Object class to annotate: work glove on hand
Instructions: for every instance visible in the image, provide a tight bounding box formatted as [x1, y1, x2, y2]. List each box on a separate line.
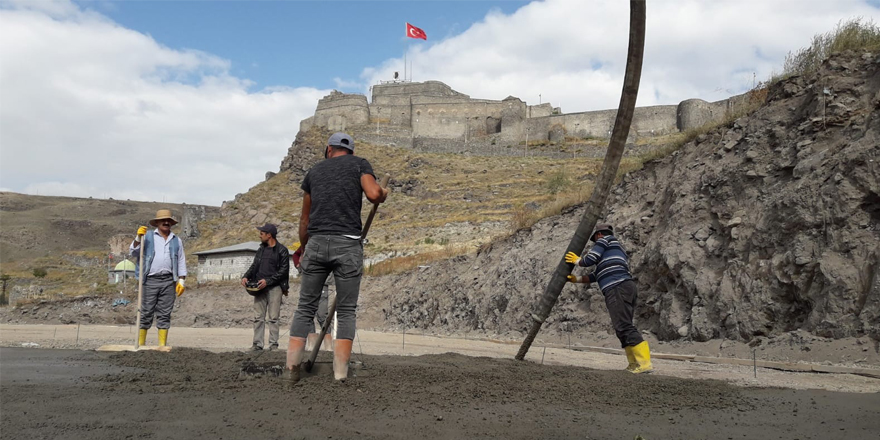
[134, 226, 148, 242]
[175, 279, 186, 296]
[564, 251, 581, 266]
[566, 274, 578, 283]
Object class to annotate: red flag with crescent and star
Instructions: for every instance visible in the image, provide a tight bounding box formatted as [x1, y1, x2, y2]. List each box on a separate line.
[406, 22, 427, 40]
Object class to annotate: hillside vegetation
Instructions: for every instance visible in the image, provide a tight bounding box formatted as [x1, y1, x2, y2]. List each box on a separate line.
[191, 126, 689, 270]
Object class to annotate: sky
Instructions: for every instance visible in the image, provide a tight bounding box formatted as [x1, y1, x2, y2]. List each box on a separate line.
[1, 0, 878, 206]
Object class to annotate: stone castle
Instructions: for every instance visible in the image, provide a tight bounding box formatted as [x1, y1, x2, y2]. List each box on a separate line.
[299, 80, 752, 155]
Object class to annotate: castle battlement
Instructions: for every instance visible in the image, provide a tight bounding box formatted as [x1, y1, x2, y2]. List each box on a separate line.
[299, 80, 747, 153]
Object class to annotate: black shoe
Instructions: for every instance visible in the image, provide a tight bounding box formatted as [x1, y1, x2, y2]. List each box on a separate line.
[251, 345, 263, 352]
[267, 345, 279, 352]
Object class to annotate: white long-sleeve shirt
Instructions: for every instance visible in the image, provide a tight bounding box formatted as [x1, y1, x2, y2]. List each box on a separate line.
[129, 230, 187, 277]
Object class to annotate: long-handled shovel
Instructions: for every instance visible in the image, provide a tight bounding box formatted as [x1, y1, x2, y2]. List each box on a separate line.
[303, 174, 390, 372]
[98, 231, 170, 352]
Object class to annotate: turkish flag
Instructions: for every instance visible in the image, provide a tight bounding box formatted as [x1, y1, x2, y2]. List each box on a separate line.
[406, 23, 427, 40]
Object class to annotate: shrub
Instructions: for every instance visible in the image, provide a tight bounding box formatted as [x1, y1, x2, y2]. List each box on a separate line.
[783, 18, 880, 77]
[32, 267, 47, 278]
[545, 169, 571, 195]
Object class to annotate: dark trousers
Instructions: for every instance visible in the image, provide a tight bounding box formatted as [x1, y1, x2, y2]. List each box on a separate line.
[604, 279, 644, 348]
[291, 236, 362, 340]
[140, 273, 175, 329]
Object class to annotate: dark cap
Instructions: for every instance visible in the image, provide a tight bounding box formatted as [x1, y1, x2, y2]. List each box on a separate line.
[256, 223, 277, 237]
[590, 223, 614, 241]
[328, 132, 354, 151]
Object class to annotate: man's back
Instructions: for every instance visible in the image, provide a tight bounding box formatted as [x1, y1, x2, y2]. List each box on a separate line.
[302, 155, 374, 237]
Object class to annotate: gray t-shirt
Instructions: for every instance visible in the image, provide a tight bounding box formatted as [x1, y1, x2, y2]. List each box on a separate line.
[301, 154, 376, 237]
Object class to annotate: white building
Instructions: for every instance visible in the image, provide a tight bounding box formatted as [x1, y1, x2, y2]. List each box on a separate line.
[194, 242, 261, 282]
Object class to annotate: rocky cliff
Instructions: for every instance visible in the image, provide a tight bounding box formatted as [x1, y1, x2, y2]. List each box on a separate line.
[360, 52, 880, 343]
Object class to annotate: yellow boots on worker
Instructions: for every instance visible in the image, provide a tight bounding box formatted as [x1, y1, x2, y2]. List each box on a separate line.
[333, 339, 353, 382]
[285, 337, 306, 388]
[629, 341, 653, 374]
[138, 329, 147, 346]
[158, 329, 168, 347]
[624, 346, 637, 371]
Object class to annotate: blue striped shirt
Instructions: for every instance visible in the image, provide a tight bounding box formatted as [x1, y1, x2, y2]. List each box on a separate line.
[577, 235, 632, 293]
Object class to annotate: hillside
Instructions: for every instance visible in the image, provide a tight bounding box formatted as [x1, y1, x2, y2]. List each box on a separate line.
[190, 126, 674, 259]
[0, 193, 219, 263]
[356, 52, 880, 343]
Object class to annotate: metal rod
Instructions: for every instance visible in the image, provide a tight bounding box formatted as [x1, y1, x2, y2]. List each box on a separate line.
[541, 346, 547, 365]
[753, 349, 757, 378]
[75, 323, 80, 347]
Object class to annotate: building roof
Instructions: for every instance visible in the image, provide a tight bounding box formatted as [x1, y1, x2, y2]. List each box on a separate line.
[114, 260, 136, 271]
[193, 241, 261, 256]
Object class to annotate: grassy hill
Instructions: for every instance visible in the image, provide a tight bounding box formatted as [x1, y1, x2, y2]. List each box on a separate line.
[191, 126, 686, 274]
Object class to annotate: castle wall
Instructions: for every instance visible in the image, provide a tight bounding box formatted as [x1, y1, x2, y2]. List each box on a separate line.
[313, 92, 369, 132]
[411, 97, 506, 139]
[304, 81, 755, 151]
[372, 80, 468, 101]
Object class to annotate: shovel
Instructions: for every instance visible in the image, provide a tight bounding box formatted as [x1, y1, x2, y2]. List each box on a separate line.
[303, 174, 390, 372]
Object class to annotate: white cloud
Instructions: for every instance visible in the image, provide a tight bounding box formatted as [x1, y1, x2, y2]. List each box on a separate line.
[358, 0, 878, 112]
[0, 0, 328, 206]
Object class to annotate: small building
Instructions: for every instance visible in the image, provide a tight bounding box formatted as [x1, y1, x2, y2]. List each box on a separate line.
[108, 260, 136, 284]
[194, 242, 261, 282]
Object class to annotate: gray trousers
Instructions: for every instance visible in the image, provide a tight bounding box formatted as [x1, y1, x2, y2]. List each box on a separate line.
[314, 280, 331, 329]
[291, 235, 362, 340]
[253, 285, 283, 348]
[140, 273, 176, 329]
[604, 279, 644, 348]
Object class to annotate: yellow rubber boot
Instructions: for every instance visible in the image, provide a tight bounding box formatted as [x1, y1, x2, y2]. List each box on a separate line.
[158, 329, 168, 347]
[624, 346, 637, 371]
[285, 337, 306, 389]
[333, 339, 353, 382]
[630, 341, 653, 374]
[138, 329, 147, 346]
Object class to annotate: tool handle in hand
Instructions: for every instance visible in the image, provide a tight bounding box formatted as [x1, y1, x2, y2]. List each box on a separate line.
[361, 174, 390, 241]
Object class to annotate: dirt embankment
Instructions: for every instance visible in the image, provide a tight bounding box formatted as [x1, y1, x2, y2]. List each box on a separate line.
[357, 52, 880, 347]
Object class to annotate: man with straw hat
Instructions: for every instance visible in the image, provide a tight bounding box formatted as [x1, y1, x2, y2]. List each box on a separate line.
[129, 209, 187, 347]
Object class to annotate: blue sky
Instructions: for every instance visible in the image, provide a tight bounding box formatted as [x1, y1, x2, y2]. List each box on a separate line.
[1, 0, 878, 205]
[88, 0, 527, 91]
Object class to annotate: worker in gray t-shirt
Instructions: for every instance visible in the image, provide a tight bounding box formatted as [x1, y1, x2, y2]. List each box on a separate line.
[285, 132, 388, 385]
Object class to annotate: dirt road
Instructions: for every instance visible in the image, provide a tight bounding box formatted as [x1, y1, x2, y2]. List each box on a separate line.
[2, 344, 879, 440]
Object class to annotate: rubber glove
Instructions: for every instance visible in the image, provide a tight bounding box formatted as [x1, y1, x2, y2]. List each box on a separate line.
[564, 251, 581, 266]
[176, 279, 185, 296]
[134, 226, 148, 242]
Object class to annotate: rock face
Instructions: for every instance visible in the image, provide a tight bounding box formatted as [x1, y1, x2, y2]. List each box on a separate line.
[361, 52, 880, 342]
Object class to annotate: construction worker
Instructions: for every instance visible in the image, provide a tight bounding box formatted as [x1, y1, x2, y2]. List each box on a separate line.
[292, 242, 332, 352]
[129, 209, 186, 347]
[241, 223, 290, 351]
[285, 132, 388, 385]
[565, 223, 652, 373]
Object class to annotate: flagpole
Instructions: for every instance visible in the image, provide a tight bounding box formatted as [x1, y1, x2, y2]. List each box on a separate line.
[403, 23, 407, 82]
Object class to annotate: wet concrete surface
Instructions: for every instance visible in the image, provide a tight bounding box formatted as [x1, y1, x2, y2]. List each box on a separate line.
[1, 347, 878, 439]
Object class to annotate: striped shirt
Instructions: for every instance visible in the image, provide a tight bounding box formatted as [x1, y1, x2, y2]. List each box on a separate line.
[577, 235, 632, 293]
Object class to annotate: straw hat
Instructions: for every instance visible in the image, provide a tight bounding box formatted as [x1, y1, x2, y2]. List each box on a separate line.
[149, 209, 179, 227]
